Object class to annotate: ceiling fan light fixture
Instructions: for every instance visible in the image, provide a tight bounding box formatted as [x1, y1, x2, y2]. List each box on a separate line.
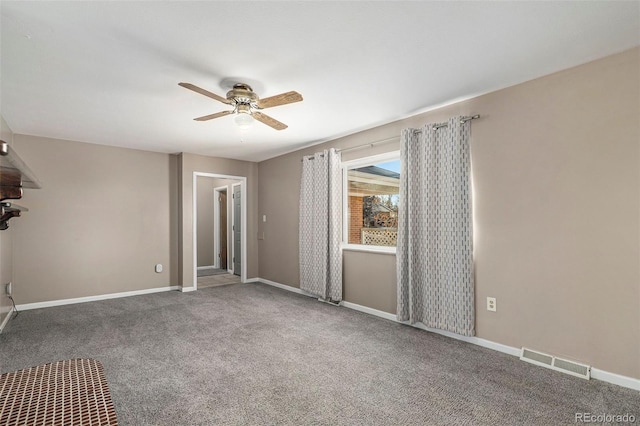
[234, 109, 254, 130]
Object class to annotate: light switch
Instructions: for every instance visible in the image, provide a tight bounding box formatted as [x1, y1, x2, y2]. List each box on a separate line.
[262, 215, 267, 222]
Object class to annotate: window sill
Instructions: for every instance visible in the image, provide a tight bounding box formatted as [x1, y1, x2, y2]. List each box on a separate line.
[342, 244, 396, 255]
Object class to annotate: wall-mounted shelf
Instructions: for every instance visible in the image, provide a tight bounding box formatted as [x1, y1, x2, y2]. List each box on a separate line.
[0, 202, 28, 230]
[0, 140, 41, 230]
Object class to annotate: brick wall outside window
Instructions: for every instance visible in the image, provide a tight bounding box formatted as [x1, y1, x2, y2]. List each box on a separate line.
[348, 196, 363, 244]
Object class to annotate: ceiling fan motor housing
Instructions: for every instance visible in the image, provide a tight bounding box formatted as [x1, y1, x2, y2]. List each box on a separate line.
[227, 83, 258, 109]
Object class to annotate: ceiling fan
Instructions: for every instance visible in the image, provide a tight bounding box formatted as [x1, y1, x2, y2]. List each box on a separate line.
[179, 82, 303, 130]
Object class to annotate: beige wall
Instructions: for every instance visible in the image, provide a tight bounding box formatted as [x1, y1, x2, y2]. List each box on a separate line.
[343, 251, 396, 314]
[258, 47, 640, 379]
[10, 135, 178, 304]
[179, 153, 258, 287]
[0, 115, 15, 329]
[196, 176, 237, 267]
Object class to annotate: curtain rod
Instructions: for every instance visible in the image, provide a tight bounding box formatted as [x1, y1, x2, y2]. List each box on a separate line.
[302, 135, 399, 161]
[338, 135, 399, 155]
[302, 115, 480, 161]
[339, 113, 478, 153]
[430, 114, 480, 130]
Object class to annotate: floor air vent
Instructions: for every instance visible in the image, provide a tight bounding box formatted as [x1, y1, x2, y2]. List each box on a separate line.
[520, 348, 590, 380]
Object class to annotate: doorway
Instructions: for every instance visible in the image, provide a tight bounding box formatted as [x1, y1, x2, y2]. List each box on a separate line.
[193, 172, 247, 290]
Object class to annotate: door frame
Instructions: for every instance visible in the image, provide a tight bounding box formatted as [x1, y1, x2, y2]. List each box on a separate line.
[213, 185, 228, 270]
[193, 172, 247, 290]
[231, 182, 242, 276]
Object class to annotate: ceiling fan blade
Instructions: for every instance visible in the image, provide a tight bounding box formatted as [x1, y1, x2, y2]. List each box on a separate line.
[194, 110, 233, 121]
[257, 91, 303, 109]
[252, 111, 288, 130]
[179, 82, 231, 105]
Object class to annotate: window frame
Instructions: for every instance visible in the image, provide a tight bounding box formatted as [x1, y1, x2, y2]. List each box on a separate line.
[342, 150, 401, 255]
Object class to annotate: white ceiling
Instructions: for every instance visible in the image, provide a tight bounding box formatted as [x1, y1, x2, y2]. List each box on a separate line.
[1, 2, 638, 162]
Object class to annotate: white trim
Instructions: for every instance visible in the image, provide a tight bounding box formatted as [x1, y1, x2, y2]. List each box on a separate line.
[241, 181, 247, 282]
[213, 185, 228, 270]
[342, 164, 348, 243]
[341, 150, 401, 248]
[15, 286, 180, 311]
[197, 265, 217, 271]
[193, 172, 247, 290]
[0, 310, 12, 333]
[181, 286, 196, 293]
[342, 150, 401, 168]
[340, 300, 397, 321]
[254, 278, 317, 298]
[410, 322, 522, 357]
[193, 172, 197, 289]
[342, 300, 519, 357]
[342, 244, 396, 255]
[591, 368, 640, 391]
[213, 188, 220, 269]
[255, 277, 640, 391]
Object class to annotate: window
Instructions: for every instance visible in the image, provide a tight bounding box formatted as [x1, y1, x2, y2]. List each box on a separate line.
[343, 152, 400, 252]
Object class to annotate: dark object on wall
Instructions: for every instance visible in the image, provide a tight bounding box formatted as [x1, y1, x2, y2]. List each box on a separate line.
[0, 141, 41, 230]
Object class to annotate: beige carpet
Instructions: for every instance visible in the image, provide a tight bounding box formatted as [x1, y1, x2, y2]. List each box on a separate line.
[1, 283, 638, 425]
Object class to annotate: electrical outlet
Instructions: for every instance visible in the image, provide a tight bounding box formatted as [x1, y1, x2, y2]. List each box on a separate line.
[155, 264, 163, 273]
[487, 297, 496, 312]
[5, 282, 12, 296]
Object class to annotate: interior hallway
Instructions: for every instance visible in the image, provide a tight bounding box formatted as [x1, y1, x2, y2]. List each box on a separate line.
[197, 271, 241, 289]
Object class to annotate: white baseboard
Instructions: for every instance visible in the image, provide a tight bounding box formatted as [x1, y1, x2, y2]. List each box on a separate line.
[15, 286, 180, 311]
[0, 309, 12, 333]
[256, 277, 640, 391]
[255, 278, 317, 298]
[591, 368, 640, 391]
[341, 300, 518, 357]
[411, 322, 522, 357]
[180, 286, 196, 293]
[341, 300, 397, 321]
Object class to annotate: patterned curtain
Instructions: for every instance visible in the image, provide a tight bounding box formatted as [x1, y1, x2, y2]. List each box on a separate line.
[299, 148, 343, 301]
[396, 117, 475, 336]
